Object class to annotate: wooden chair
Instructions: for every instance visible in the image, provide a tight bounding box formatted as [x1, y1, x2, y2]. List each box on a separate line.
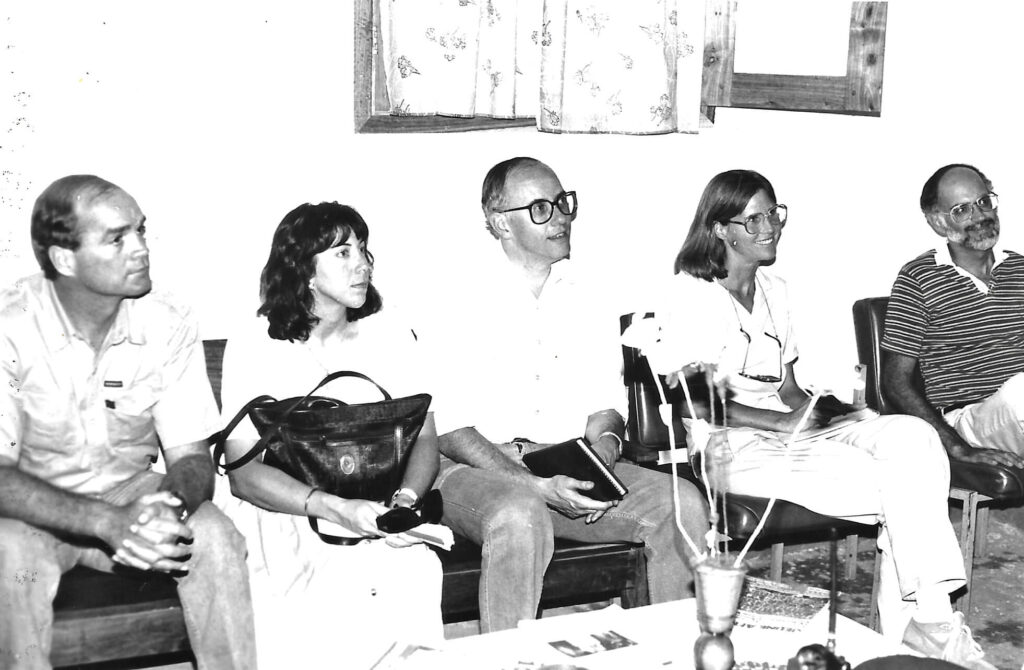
[620, 313, 874, 584]
[852, 297, 1024, 623]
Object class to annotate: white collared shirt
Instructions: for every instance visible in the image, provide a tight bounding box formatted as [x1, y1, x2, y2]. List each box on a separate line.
[424, 247, 625, 443]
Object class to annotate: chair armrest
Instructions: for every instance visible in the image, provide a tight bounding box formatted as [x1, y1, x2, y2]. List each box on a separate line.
[621, 439, 663, 465]
[949, 460, 1024, 501]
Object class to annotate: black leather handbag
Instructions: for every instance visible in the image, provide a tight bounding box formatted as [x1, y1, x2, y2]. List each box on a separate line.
[215, 370, 431, 504]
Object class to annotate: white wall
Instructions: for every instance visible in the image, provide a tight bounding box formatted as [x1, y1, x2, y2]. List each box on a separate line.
[2, 1, 1022, 390]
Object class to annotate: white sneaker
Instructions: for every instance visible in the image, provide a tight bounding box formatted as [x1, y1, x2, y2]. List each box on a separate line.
[902, 612, 996, 670]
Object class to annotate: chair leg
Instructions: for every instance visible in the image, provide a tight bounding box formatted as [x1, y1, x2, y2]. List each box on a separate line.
[844, 533, 859, 581]
[620, 546, 650, 609]
[770, 542, 784, 582]
[869, 542, 881, 632]
[950, 488, 983, 623]
[976, 505, 990, 557]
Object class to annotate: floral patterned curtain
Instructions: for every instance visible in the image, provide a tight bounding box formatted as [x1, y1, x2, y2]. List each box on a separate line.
[379, 0, 705, 134]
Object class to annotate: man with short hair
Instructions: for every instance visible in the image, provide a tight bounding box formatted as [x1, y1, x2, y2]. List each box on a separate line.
[0, 175, 256, 669]
[882, 164, 1024, 470]
[425, 157, 709, 633]
[881, 163, 1024, 667]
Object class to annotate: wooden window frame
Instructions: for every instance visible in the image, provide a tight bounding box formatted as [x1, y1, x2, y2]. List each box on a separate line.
[702, 1, 887, 121]
[354, 0, 887, 133]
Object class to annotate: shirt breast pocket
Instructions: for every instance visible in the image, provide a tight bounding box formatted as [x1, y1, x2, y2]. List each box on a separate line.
[21, 390, 76, 454]
[104, 391, 159, 449]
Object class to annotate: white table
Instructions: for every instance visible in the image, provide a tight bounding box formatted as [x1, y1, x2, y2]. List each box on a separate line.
[377, 599, 914, 670]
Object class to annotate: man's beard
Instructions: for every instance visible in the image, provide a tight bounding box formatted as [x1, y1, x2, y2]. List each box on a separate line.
[949, 217, 999, 251]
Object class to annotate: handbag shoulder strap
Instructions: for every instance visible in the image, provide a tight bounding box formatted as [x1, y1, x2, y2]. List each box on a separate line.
[214, 371, 393, 473]
[214, 394, 277, 472]
[297, 370, 393, 403]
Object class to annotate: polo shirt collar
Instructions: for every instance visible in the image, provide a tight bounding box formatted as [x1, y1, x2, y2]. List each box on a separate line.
[933, 242, 1008, 269]
[933, 242, 1008, 294]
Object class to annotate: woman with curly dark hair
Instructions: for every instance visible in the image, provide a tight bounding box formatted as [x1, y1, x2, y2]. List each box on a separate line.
[217, 202, 442, 668]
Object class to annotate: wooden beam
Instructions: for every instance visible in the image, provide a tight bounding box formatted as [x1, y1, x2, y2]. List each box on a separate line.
[846, 1, 887, 114]
[701, 0, 736, 113]
[729, 73, 849, 113]
[353, 0, 374, 132]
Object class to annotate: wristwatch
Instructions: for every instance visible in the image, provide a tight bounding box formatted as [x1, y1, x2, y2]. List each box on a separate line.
[390, 487, 418, 508]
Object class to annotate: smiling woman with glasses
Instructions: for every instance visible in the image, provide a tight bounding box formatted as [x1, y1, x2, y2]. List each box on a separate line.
[656, 169, 979, 659]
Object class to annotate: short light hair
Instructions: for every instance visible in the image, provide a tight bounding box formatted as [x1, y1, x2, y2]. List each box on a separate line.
[31, 175, 123, 279]
[919, 164, 992, 214]
[480, 157, 549, 238]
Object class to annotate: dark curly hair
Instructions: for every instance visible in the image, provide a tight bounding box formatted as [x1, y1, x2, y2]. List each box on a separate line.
[258, 202, 383, 341]
[673, 170, 776, 281]
[31, 175, 123, 279]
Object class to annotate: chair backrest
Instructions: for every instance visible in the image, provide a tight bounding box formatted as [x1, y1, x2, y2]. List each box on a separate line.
[202, 339, 227, 411]
[851, 296, 896, 414]
[619, 313, 685, 449]
[852, 296, 932, 414]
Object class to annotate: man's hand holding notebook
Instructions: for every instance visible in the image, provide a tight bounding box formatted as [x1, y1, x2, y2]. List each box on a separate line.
[522, 437, 630, 503]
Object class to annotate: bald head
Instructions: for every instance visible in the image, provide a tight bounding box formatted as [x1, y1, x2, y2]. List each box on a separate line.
[920, 164, 991, 214]
[920, 164, 1000, 251]
[481, 157, 554, 238]
[31, 175, 126, 279]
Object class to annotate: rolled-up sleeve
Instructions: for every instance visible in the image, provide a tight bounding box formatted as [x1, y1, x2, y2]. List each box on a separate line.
[152, 310, 221, 449]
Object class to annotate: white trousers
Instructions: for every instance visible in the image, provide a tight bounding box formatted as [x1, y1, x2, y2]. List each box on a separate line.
[945, 371, 1024, 456]
[716, 414, 965, 639]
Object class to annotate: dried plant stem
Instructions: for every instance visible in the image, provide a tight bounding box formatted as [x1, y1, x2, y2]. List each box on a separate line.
[704, 370, 719, 552]
[679, 375, 717, 525]
[654, 369, 705, 561]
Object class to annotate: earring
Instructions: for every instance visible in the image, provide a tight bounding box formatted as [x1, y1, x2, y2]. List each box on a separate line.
[730, 240, 738, 247]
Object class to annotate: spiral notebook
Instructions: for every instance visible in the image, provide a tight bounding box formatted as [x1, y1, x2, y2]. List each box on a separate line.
[522, 437, 629, 501]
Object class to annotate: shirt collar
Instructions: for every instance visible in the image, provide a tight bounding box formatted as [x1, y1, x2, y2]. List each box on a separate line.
[491, 243, 574, 297]
[39, 280, 145, 352]
[933, 243, 1008, 294]
[933, 242, 1008, 269]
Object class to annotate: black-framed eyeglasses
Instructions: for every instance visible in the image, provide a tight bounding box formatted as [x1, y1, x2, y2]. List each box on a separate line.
[724, 204, 788, 235]
[945, 192, 998, 225]
[737, 326, 783, 384]
[496, 191, 578, 225]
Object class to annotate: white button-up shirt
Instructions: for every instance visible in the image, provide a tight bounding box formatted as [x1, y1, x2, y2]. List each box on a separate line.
[426, 247, 625, 443]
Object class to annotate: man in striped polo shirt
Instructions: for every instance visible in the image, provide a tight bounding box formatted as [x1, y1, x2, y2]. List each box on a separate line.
[882, 164, 1024, 471]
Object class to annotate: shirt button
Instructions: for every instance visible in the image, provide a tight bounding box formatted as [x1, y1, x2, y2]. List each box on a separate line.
[370, 588, 377, 596]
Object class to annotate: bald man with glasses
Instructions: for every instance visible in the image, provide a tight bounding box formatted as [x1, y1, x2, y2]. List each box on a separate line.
[882, 164, 1024, 471]
[422, 156, 709, 634]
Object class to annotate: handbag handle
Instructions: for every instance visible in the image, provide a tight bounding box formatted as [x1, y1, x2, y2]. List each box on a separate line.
[215, 370, 393, 473]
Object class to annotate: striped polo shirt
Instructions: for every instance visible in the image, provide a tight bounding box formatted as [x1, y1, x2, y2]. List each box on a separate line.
[882, 245, 1024, 410]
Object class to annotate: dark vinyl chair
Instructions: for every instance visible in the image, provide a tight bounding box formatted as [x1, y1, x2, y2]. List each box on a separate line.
[620, 313, 875, 584]
[852, 296, 1024, 621]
